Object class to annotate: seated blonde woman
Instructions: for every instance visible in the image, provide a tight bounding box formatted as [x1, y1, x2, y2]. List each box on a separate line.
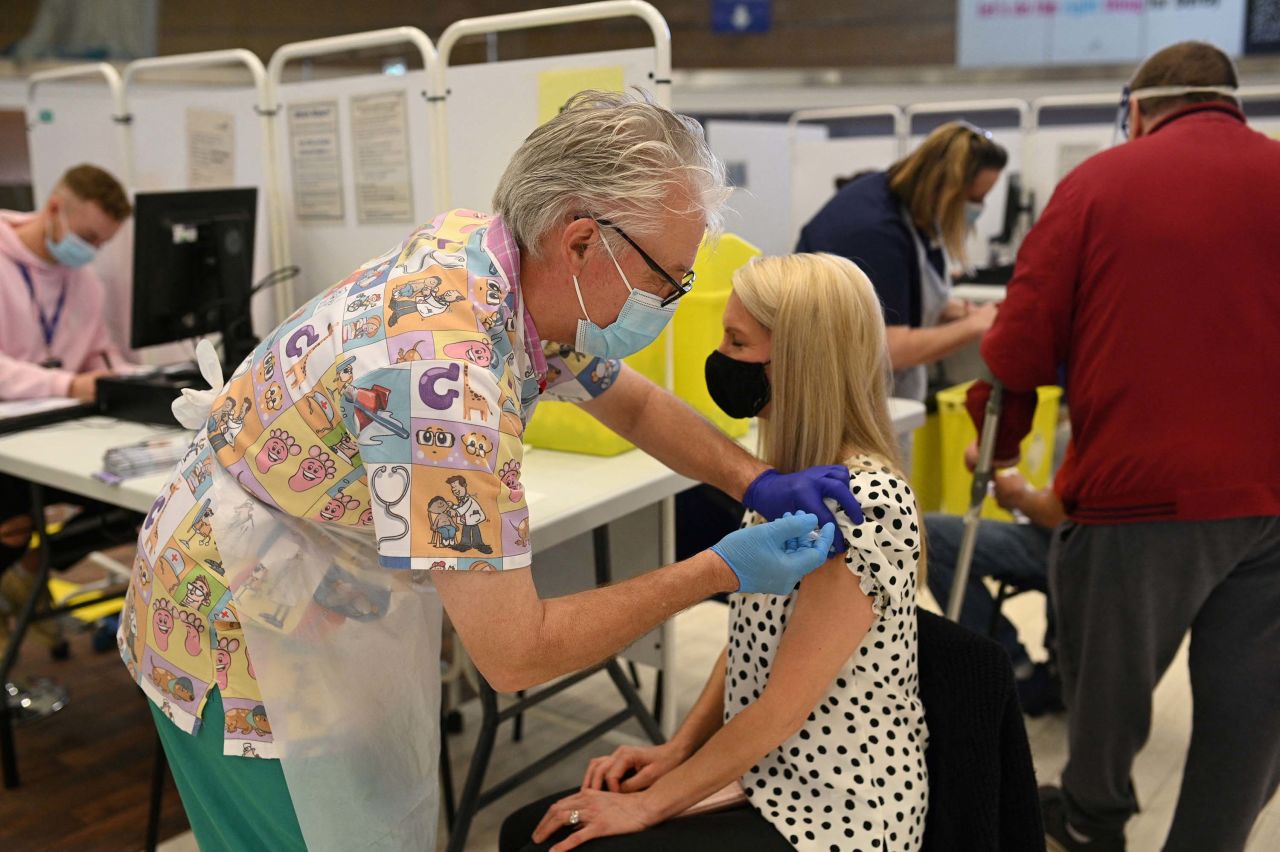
[501, 254, 929, 852]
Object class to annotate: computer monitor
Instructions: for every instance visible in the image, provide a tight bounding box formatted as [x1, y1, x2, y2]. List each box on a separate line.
[130, 188, 258, 369]
[992, 172, 1032, 246]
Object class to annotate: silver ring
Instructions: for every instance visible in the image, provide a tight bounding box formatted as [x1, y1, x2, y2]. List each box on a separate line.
[569, 809, 581, 826]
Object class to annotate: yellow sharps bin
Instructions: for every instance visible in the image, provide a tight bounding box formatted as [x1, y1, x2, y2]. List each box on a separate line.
[523, 234, 759, 455]
[934, 382, 1062, 521]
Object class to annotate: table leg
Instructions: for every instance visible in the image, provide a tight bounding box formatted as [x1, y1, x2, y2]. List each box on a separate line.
[442, 522, 670, 848]
[145, 729, 167, 851]
[604, 659, 664, 745]
[659, 496, 679, 737]
[440, 714, 456, 832]
[445, 675, 499, 852]
[1, 481, 50, 789]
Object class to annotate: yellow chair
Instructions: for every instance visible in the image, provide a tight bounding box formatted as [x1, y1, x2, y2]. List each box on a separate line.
[524, 234, 759, 456]
[26, 520, 128, 623]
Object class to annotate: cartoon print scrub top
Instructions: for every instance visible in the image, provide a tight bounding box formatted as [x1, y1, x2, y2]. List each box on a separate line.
[118, 210, 620, 757]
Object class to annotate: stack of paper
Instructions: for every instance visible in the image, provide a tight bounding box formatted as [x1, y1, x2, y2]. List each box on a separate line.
[102, 435, 191, 478]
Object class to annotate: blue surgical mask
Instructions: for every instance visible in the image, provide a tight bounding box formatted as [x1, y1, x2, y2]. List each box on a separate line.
[571, 233, 675, 359]
[46, 209, 97, 268]
[965, 201, 984, 228]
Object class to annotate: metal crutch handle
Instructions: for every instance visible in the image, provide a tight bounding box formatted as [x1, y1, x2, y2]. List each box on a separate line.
[946, 380, 1004, 621]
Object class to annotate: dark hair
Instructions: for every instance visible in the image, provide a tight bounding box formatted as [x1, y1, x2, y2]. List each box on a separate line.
[1130, 41, 1239, 120]
[59, 164, 132, 221]
[446, 475, 466, 487]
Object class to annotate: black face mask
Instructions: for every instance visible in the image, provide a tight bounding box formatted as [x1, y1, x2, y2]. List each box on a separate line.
[705, 350, 771, 419]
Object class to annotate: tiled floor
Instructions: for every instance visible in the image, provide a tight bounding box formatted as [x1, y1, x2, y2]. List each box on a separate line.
[151, 590, 1279, 851]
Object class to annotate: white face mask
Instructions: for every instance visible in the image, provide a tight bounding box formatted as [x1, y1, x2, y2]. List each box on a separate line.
[965, 201, 985, 228]
[45, 207, 97, 268]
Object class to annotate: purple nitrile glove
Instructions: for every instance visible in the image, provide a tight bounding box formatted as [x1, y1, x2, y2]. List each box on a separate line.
[742, 465, 864, 552]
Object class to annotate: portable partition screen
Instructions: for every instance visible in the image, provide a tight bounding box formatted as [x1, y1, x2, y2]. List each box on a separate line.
[1025, 94, 1120, 218]
[122, 49, 278, 341]
[788, 106, 905, 253]
[442, 46, 662, 214]
[268, 27, 442, 305]
[26, 64, 134, 354]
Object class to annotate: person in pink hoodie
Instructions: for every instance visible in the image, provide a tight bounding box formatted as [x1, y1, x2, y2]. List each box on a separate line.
[0, 163, 133, 403]
[0, 164, 133, 660]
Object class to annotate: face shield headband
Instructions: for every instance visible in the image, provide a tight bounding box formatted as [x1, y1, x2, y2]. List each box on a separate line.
[1114, 83, 1239, 142]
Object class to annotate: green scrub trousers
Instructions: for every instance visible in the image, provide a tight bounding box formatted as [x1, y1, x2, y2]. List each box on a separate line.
[150, 688, 307, 851]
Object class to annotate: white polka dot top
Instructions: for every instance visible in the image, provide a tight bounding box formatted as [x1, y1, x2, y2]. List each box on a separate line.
[726, 456, 929, 852]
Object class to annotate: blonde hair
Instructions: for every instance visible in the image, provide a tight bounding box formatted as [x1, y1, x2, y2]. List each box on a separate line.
[734, 253, 926, 580]
[493, 89, 730, 257]
[886, 122, 1007, 264]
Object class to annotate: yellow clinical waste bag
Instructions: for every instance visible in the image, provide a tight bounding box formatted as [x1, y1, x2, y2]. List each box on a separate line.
[523, 234, 759, 456]
[935, 382, 1062, 521]
[909, 412, 943, 514]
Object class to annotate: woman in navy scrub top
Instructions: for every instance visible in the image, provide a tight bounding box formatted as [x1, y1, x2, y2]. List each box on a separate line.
[796, 122, 1008, 408]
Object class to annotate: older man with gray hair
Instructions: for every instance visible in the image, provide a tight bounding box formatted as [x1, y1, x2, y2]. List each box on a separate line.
[121, 90, 859, 851]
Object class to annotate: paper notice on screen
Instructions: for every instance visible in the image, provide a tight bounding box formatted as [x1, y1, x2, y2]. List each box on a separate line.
[350, 91, 414, 225]
[186, 108, 235, 189]
[288, 100, 345, 221]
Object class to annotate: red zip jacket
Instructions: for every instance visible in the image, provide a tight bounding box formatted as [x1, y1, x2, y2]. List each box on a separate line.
[968, 103, 1280, 524]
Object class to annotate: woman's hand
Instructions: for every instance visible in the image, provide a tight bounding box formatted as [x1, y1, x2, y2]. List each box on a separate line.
[532, 788, 661, 851]
[581, 741, 688, 793]
[962, 300, 1000, 335]
[940, 297, 972, 323]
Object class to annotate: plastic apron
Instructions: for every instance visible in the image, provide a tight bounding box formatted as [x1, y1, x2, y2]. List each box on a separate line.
[208, 460, 443, 851]
[893, 210, 952, 467]
[184, 285, 540, 850]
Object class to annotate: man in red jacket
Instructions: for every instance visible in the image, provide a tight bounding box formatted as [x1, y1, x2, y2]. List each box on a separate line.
[967, 42, 1280, 851]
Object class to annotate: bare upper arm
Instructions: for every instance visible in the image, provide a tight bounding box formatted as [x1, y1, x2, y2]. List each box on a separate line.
[755, 553, 876, 727]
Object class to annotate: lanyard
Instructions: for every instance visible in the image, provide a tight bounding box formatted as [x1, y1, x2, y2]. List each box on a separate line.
[16, 262, 69, 350]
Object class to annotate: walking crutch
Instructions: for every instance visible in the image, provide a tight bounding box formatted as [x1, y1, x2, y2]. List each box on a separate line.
[946, 379, 1004, 621]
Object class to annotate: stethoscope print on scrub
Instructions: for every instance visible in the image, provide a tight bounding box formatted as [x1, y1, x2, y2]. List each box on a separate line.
[370, 464, 411, 551]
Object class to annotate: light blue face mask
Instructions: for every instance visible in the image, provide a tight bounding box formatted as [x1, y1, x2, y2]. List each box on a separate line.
[572, 232, 675, 359]
[46, 208, 97, 268]
[965, 201, 985, 228]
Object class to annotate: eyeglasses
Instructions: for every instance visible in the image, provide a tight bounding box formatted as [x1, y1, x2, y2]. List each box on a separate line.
[956, 119, 995, 142]
[591, 217, 696, 307]
[415, 428, 456, 448]
[1115, 85, 1132, 142]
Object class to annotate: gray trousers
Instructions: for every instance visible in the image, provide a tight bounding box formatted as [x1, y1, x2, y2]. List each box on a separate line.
[1050, 517, 1280, 851]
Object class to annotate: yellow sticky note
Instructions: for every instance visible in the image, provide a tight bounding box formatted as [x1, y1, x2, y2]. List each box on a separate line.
[537, 66, 626, 125]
